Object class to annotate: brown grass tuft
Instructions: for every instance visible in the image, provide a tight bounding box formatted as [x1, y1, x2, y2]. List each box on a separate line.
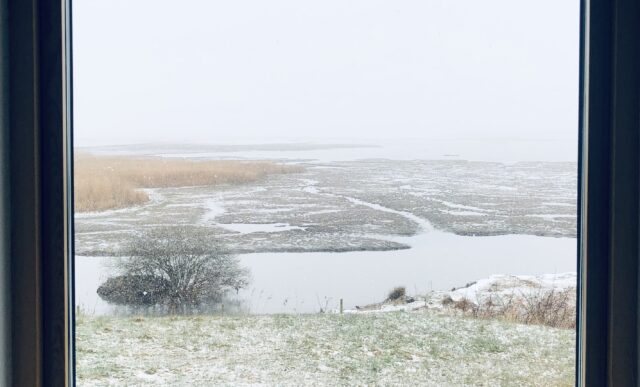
[452, 289, 576, 329]
[74, 153, 302, 212]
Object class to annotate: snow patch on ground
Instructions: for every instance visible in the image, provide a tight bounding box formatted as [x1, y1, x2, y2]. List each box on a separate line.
[526, 214, 577, 220]
[299, 178, 320, 194]
[442, 210, 488, 216]
[219, 223, 307, 234]
[201, 198, 225, 224]
[449, 272, 576, 304]
[435, 200, 492, 213]
[339, 194, 433, 231]
[345, 272, 577, 314]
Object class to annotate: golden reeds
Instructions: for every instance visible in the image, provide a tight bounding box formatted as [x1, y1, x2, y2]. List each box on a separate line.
[74, 153, 301, 212]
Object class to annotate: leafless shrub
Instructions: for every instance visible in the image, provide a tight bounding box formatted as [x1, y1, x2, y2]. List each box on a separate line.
[453, 298, 477, 314]
[316, 295, 333, 313]
[451, 288, 575, 329]
[99, 226, 249, 312]
[519, 289, 575, 329]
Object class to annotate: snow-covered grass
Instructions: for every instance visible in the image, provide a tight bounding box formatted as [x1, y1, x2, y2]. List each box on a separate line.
[76, 311, 575, 386]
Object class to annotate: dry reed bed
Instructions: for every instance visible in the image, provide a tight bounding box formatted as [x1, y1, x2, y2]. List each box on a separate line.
[74, 153, 302, 212]
[446, 288, 576, 329]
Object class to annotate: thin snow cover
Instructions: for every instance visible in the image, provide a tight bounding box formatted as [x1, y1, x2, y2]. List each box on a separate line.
[299, 178, 319, 186]
[304, 209, 340, 215]
[525, 214, 576, 220]
[339, 194, 433, 232]
[254, 207, 296, 213]
[449, 272, 577, 304]
[299, 178, 320, 194]
[344, 300, 427, 314]
[201, 198, 225, 224]
[302, 186, 319, 194]
[344, 272, 577, 314]
[219, 223, 306, 234]
[434, 200, 492, 213]
[442, 210, 488, 216]
[543, 202, 575, 207]
[76, 312, 576, 386]
[494, 185, 518, 191]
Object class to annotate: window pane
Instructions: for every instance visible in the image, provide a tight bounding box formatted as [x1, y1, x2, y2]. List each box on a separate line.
[74, 1, 579, 385]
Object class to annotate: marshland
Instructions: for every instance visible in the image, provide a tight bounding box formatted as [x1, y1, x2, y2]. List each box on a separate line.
[73, 141, 578, 385]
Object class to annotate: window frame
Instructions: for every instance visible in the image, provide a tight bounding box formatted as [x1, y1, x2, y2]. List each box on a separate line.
[577, 0, 640, 384]
[7, 0, 74, 385]
[5, 0, 639, 385]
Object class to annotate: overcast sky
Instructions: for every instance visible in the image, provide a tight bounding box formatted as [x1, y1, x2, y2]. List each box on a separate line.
[73, 0, 579, 146]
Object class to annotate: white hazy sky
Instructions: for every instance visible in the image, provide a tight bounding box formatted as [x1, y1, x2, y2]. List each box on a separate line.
[73, 0, 579, 146]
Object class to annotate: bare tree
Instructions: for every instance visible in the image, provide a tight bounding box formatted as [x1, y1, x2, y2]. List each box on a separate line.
[99, 226, 249, 310]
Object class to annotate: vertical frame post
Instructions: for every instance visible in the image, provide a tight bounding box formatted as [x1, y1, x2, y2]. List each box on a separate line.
[579, 0, 640, 384]
[8, 0, 73, 385]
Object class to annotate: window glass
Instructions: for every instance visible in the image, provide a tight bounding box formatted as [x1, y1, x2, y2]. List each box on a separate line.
[74, 1, 579, 385]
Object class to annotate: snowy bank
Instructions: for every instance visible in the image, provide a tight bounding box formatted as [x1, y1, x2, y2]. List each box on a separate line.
[345, 272, 577, 323]
[447, 272, 576, 304]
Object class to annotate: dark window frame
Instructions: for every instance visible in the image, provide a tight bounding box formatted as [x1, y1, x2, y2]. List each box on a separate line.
[7, 0, 74, 385]
[577, 0, 640, 384]
[3, 0, 639, 385]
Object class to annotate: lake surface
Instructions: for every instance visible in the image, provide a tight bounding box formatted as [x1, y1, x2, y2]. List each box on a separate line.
[75, 230, 575, 315]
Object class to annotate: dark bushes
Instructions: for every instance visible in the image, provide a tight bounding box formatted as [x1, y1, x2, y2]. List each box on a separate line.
[97, 275, 170, 306]
[97, 226, 249, 310]
[387, 286, 406, 301]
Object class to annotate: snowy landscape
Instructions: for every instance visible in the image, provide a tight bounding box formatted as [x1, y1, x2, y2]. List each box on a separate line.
[73, 0, 581, 382]
[75, 142, 576, 313]
[74, 141, 578, 385]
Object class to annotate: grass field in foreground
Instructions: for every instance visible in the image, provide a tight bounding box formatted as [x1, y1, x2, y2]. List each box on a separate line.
[76, 312, 575, 386]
